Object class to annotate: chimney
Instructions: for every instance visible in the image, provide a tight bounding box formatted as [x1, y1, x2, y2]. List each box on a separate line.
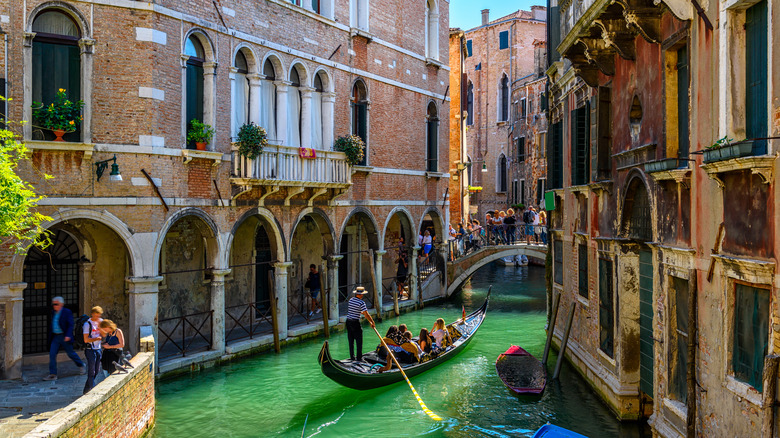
[481, 9, 489, 26]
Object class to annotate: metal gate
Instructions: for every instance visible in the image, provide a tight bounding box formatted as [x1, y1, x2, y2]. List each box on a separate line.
[638, 249, 654, 398]
[22, 230, 80, 354]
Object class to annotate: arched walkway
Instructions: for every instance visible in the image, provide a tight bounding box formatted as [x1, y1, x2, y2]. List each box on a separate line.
[381, 208, 415, 303]
[337, 209, 380, 312]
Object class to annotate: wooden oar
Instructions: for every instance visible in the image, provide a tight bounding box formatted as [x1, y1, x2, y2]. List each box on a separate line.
[370, 326, 443, 421]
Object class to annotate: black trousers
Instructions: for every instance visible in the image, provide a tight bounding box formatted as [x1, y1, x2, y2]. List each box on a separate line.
[346, 319, 363, 360]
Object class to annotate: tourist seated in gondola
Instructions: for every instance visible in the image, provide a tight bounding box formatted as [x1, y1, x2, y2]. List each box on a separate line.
[377, 332, 420, 372]
[418, 328, 433, 355]
[398, 324, 408, 337]
[430, 318, 452, 351]
[383, 325, 405, 346]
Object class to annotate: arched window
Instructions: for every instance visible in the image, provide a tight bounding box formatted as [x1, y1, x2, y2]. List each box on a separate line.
[260, 58, 277, 141]
[287, 66, 303, 147]
[185, 35, 205, 149]
[499, 74, 509, 122]
[424, 0, 439, 60]
[426, 102, 439, 172]
[350, 0, 369, 31]
[351, 80, 368, 166]
[466, 81, 474, 126]
[312, 73, 324, 149]
[231, 50, 250, 138]
[497, 154, 507, 192]
[32, 10, 82, 142]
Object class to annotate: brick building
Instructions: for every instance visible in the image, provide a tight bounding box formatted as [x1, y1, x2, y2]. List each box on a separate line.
[448, 28, 469, 225]
[0, 0, 451, 378]
[546, 0, 780, 435]
[461, 7, 546, 221]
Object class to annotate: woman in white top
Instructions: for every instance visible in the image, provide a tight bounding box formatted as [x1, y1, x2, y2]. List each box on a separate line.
[430, 318, 452, 350]
[418, 230, 433, 263]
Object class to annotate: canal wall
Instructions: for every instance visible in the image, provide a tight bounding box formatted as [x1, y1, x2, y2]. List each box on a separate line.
[25, 340, 156, 438]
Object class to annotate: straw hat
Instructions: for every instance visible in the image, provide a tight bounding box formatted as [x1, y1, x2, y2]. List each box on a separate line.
[353, 287, 367, 296]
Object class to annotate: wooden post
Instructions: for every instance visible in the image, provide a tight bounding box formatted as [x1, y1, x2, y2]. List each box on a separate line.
[761, 355, 780, 438]
[320, 262, 329, 339]
[686, 269, 697, 438]
[553, 301, 576, 380]
[542, 290, 561, 366]
[393, 277, 400, 317]
[268, 271, 280, 353]
[367, 249, 382, 322]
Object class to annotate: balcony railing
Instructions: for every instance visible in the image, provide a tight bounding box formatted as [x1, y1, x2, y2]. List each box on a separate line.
[231, 144, 352, 188]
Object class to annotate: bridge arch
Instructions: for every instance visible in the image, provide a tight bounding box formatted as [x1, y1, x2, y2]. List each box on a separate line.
[446, 246, 548, 296]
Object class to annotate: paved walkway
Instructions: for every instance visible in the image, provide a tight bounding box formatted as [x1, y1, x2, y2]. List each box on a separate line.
[0, 358, 104, 438]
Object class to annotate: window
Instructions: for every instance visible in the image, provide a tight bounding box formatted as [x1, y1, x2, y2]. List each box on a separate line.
[499, 30, 509, 50]
[746, 0, 767, 155]
[538, 132, 547, 159]
[536, 178, 545, 206]
[669, 277, 689, 403]
[553, 239, 563, 284]
[351, 0, 369, 31]
[351, 80, 368, 166]
[424, 0, 439, 60]
[571, 103, 590, 186]
[466, 39, 473, 57]
[466, 82, 474, 125]
[312, 72, 326, 149]
[732, 283, 769, 391]
[497, 154, 507, 192]
[311, 0, 320, 13]
[550, 121, 564, 189]
[31, 10, 82, 142]
[578, 244, 588, 299]
[260, 58, 278, 142]
[520, 98, 527, 118]
[185, 35, 206, 149]
[426, 102, 438, 172]
[287, 65, 303, 147]
[519, 180, 525, 206]
[512, 180, 518, 204]
[596, 87, 612, 180]
[676, 46, 690, 159]
[231, 50, 250, 139]
[517, 137, 525, 162]
[499, 75, 509, 122]
[599, 258, 614, 358]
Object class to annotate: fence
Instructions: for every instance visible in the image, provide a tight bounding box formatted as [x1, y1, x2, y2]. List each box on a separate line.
[232, 143, 351, 186]
[225, 300, 275, 343]
[157, 310, 213, 360]
[448, 224, 548, 261]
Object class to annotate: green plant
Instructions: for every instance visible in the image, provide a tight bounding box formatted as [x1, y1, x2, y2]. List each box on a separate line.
[511, 204, 525, 211]
[236, 122, 268, 159]
[707, 136, 737, 150]
[467, 185, 483, 192]
[187, 119, 215, 144]
[31, 88, 84, 132]
[334, 135, 366, 166]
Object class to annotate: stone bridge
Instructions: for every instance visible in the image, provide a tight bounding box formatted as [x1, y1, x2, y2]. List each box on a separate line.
[446, 245, 548, 296]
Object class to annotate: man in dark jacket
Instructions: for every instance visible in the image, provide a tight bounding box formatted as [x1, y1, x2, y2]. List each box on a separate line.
[43, 296, 85, 381]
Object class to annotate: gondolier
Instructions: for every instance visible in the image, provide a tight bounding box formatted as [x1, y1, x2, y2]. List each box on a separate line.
[346, 287, 375, 361]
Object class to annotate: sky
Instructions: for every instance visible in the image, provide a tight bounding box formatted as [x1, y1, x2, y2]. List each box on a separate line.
[449, 0, 543, 31]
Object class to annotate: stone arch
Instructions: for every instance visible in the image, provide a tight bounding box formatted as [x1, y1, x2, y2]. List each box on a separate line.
[261, 52, 285, 79]
[233, 43, 259, 74]
[27, 1, 90, 36]
[418, 207, 445, 242]
[312, 67, 334, 92]
[154, 208, 221, 276]
[381, 207, 415, 245]
[338, 207, 380, 251]
[289, 207, 336, 256]
[289, 60, 310, 87]
[227, 207, 286, 263]
[620, 171, 653, 241]
[183, 28, 216, 62]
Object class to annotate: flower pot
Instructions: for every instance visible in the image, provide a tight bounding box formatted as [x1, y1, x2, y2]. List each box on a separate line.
[196, 142, 207, 151]
[644, 158, 684, 173]
[703, 141, 754, 164]
[53, 129, 66, 142]
[702, 147, 723, 163]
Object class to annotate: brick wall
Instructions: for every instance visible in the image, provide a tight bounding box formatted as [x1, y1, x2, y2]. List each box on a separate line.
[26, 352, 155, 438]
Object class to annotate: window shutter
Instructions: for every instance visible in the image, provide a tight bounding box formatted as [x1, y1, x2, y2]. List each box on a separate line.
[590, 95, 598, 182]
[466, 40, 473, 57]
[571, 105, 590, 186]
[746, 0, 768, 155]
[427, 120, 438, 172]
[676, 46, 690, 159]
[499, 31, 509, 50]
[518, 137, 525, 162]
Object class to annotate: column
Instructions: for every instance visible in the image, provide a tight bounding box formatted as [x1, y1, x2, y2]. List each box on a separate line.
[327, 255, 343, 319]
[247, 74, 263, 125]
[210, 269, 231, 355]
[126, 276, 163, 356]
[274, 81, 290, 146]
[438, 245, 449, 298]
[203, 61, 219, 148]
[78, 261, 95, 312]
[79, 38, 95, 143]
[300, 86, 314, 148]
[410, 246, 420, 302]
[0, 283, 26, 379]
[322, 92, 336, 149]
[274, 262, 292, 339]
[375, 250, 386, 311]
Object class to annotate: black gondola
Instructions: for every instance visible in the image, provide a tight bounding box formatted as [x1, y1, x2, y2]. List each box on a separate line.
[317, 290, 490, 390]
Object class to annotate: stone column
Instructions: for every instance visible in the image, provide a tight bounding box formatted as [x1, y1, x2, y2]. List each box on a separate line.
[428, 13, 440, 60]
[299, 86, 314, 148]
[78, 262, 95, 314]
[247, 74, 263, 125]
[327, 255, 343, 319]
[438, 245, 449, 298]
[210, 269, 231, 355]
[322, 92, 336, 149]
[274, 81, 290, 146]
[203, 61, 219, 148]
[274, 262, 292, 339]
[79, 38, 95, 143]
[0, 283, 26, 379]
[126, 276, 163, 356]
[410, 246, 420, 302]
[375, 250, 386, 311]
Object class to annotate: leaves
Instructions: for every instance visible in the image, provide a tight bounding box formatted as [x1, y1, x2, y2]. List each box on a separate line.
[333, 135, 366, 166]
[236, 122, 268, 159]
[186, 119, 215, 144]
[31, 89, 84, 132]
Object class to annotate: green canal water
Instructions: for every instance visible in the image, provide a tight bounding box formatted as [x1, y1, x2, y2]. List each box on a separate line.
[154, 263, 649, 437]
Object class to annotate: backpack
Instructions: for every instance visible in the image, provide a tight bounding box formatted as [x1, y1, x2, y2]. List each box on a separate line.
[523, 211, 531, 224]
[73, 314, 89, 349]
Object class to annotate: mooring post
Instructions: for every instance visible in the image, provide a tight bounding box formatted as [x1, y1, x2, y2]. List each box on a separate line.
[367, 249, 382, 322]
[542, 290, 561, 366]
[320, 262, 329, 339]
[268, 271, 281, 353]
[553, 301, 576, 379]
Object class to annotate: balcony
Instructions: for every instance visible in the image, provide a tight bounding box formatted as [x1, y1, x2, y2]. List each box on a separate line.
[230, 144, 352, 204]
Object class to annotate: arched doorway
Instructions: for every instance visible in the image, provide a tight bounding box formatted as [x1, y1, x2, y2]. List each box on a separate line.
[418, 208, 445, 285]
[382, 209, 415, 302]
[289, 210, 335, 327]
[338, 210, 380, 313]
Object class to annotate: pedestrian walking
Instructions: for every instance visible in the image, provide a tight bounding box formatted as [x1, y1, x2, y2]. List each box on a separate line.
[43, 297, 86, 381]
[539, 209, 548, 245]
[82, 306, 103, 394]
[99, 319, 124, 374]
[345, 287, 376, 361]
[305, 264, 321, 317]
[395, 248, 409, 299]
[523, 205, 537, 245]
[531, 206, 541, 243]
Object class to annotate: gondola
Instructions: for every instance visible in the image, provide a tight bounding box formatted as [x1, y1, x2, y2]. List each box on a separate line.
[531, 424, 588, 438]
[318, 290, 490, 390]
[495, 345, 546, 395]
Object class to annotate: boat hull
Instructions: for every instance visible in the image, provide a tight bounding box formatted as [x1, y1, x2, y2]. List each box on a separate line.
[495, 345, 546, 395]
[532, 424, 588, 438]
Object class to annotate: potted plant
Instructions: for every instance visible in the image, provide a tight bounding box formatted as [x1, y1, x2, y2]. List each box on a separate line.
[703, 136, 753, 163]
[468, 185, 483, 193]
[334, 135, 366, 166]
[31, 88, 84, 142]
[187, 119, 215, 151]
[236, 122, 268, 159]
[644, 158, 685, 173]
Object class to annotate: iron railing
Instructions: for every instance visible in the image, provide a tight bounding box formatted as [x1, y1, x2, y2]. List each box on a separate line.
[158, 310, 213, 360]
[232, 143, 351, 186]
[448, 224, 549, 262]
[225, 300, 274, 344]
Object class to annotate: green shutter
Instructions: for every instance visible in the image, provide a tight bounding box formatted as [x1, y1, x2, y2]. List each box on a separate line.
[599, 258, 614, 358]
[578, 244, 588, 299]
[551, 122, 563, 189]
[186, 62, 204, 149]
[427, 120, 438, 172]
[356, 103, 368, 166]
[553, 240, 563, 284]
[518, 137, 525, 162]
[571, 106, 589, 186]
[670, 277, 689, 403]
[746, 0, 768, 155]
[639, 249, 654, 398]
[733, 284, 769, 391]
[499, 31, 509, 50]
[677, 46, 690, 159]
[466, 40, 473, 57]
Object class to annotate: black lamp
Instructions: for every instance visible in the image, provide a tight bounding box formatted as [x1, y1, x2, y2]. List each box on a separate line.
[95, 155, 122, 182]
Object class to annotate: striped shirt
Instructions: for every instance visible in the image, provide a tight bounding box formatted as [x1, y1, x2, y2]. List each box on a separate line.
[347, 297, 368, 320]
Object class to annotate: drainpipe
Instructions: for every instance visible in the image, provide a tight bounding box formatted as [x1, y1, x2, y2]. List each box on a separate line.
[3, 30, 7, 126]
